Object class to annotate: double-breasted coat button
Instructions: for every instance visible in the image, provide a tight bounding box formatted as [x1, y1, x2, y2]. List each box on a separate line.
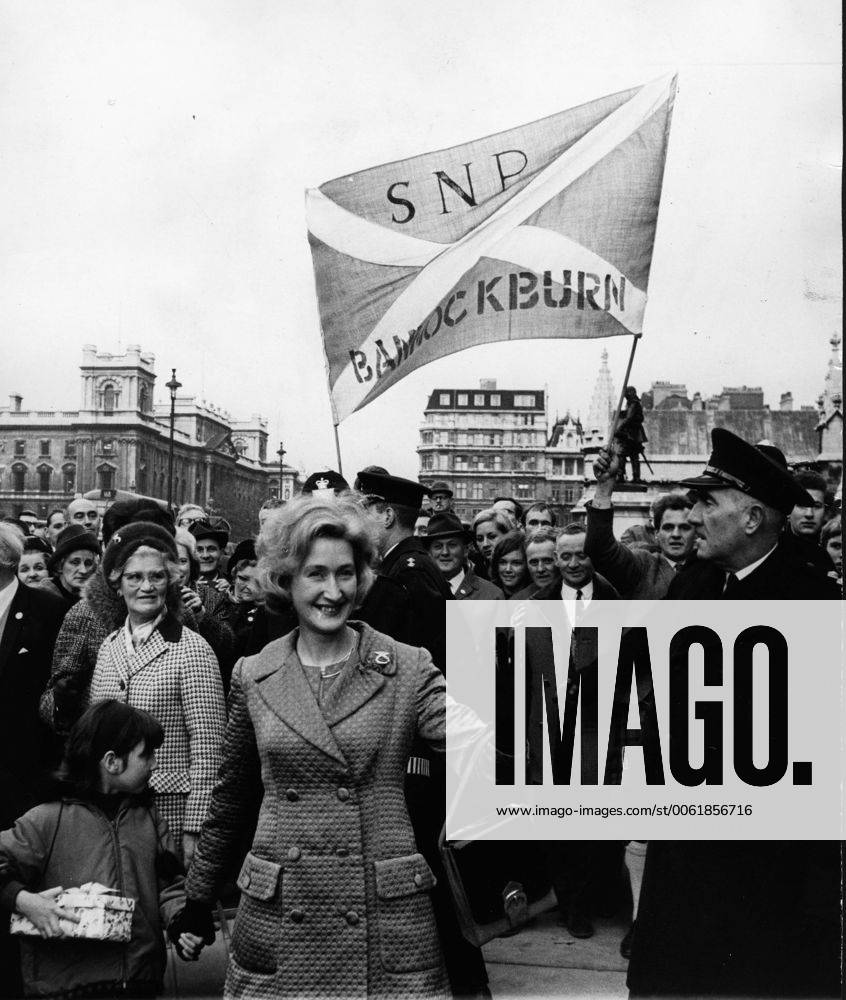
[118, 680, 126, 691]
[286, 846, 301, 861]
[289, 908, 304, 923]
[285, 788, 299, 802]
[336, 787, 350, 802]
[345, 910, 360, 926]
[413, 873, 423, 887]
[242, 873, 251, 887]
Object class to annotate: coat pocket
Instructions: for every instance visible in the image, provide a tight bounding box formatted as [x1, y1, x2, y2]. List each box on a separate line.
[231, 852, 282, 974]
[374, 853, 440, 973]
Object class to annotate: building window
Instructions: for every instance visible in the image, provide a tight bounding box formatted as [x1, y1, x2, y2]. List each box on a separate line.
[454, 455, 468, 470]
[38, 467, 52, 492]
[576, 459, 584, 475]
[455, 482, 467, 500]
[471, 483, 483, 500]
[63, 466, 75, 493]
[439, 393, 450, 406]
[98, 466, 115, 492]
[552, 458, 562, 474]
[564, 486, 575, 503]
[14, 440, 25, 457]
[514, 394, 535, 407]
[12, 465, 26, 492]
[457, 393, 468, 406]
[103, 385, 116, 413]
[564, 458, 575, 475]
[64, 440, 77, 458]
[490, 394, 501, 407]
[39, 440, 50, 457]
[421, 455, 434, 471]
[421, 431, 432, 444]
[474, 394, 484, 406]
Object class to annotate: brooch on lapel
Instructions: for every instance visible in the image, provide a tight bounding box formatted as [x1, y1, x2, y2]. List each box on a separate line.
[358, 650, 396, 676]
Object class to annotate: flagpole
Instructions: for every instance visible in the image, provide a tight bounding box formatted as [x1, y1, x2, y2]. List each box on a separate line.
[333, 420, 343, 477]
[607, 332, 642, 443]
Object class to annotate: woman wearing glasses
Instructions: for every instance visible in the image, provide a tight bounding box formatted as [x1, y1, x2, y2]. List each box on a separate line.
[88, 524, 226, 866]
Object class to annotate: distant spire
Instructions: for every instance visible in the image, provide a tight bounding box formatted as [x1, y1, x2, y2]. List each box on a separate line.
[821, 330, 843, 416]
[586, 348, 617, 442]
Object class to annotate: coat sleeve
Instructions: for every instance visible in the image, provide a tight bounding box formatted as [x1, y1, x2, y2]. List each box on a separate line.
[38, 603, 93, 730]
[179, 637, 227, 834]
[585, 503, 652, 597]
[149, 805, 187, 925]
[0, 806, 57, 911]
[185, 658, 262, 903]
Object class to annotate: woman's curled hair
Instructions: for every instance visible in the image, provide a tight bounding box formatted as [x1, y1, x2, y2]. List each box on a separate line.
[257, 495, 379, 613]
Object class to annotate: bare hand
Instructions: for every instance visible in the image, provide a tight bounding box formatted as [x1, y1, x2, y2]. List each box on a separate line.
[177, 931, 205, 961]
[212, 578, 230, 593]
[593, 445, 622, 483]
[182, 832, 199, 869]
[16, 887, 81, 938]
[180, 587, 205, 620]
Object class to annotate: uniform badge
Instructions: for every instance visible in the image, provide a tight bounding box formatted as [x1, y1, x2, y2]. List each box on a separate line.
[406, 557, 416, 567]
[315, 477, 331, 491]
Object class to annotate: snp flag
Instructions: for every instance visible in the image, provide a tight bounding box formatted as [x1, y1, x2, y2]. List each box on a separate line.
[307, 75, 677, 422]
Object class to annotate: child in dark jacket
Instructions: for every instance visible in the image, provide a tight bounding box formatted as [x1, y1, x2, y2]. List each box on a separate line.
[0, 700, 203, 998]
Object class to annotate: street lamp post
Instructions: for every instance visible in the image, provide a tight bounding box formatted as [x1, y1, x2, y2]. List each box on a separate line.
[166, 368, 182, 509]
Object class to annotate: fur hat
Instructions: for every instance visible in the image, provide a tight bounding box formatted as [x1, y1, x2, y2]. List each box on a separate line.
[101, 521, 178, 583]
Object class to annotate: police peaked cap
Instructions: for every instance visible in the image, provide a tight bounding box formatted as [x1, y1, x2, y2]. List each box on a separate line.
[356, 471, 429, 509]
[678, 428, 815, 515]
[428, 480, 454, 497]
[425, 512, 470, 541]
[302, 470, 350, 494]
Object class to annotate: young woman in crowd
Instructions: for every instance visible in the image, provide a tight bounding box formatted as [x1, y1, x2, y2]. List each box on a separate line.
[490, 530, 531, 598]
[170, 494, 454, 998]
[471, 507, 518, 575]
[0, 700, 198, 998]
[88, 529, 226, 867]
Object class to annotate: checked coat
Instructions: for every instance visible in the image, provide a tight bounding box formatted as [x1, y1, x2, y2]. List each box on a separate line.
[185, 622, 451, 1000]
[88, 613, 226, 841]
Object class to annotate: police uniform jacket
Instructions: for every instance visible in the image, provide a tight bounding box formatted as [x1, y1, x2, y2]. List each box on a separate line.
[185, 622, 450, 1000]
[628, 539, 841, 998]
[358, 535, 451, 672]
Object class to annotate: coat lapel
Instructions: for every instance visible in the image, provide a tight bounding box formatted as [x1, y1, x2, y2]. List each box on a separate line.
[321, 627, 391, 727]
[0, 585, 27, 673]
[126, 629, 170, 678]
[254, 633, 347, 766]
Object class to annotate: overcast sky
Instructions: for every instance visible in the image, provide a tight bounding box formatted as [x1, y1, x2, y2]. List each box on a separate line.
[1, 0, 840, 480]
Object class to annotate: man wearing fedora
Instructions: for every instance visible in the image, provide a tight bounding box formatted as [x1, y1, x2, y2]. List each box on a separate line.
[427, 480, 454, 514]
[425, 512, 504, 600]
[189, 516, 231, 594]
[627, 429, 840, 999]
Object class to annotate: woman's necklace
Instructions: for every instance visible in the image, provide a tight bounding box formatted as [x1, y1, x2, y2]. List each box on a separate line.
[298, 633, 356, 673]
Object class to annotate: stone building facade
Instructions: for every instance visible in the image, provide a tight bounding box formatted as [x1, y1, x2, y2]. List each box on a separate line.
[0, 345, 300, 538]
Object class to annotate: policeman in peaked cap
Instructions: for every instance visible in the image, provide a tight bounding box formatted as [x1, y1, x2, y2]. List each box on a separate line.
[628, 428, 840, 1000]
[355, 470, 491, 997]
[301, 470, 350, 495]
[661, 428, 839, 601]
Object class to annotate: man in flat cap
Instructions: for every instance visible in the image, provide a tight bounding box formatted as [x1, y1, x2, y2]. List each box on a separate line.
[356, 471, 491, 998]
[628, 429, 840, 1000]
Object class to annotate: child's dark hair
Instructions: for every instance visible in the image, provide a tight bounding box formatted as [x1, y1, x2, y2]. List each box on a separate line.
[59, 700, 164, 794]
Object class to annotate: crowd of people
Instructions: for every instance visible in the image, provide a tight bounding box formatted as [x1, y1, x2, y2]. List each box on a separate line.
[0, 429, 841, 999]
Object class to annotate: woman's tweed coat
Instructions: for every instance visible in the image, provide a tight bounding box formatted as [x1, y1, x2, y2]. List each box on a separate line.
[39, 571, 209, 733]
[186, 622, 451, 1000]
[88, 614, 226, 840]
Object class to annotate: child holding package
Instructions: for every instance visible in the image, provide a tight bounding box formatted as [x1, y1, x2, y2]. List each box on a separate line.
[0, 700, 205, 998]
